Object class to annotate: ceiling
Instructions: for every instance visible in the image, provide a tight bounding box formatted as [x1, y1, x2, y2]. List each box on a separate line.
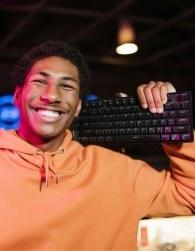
[0, 0, 195, 97]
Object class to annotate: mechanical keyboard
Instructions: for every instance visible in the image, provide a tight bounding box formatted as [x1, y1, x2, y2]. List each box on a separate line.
[71, 91, 194, 145]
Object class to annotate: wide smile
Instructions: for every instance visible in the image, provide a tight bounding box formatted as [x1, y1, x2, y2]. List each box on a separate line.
[32, 107, 65, 122]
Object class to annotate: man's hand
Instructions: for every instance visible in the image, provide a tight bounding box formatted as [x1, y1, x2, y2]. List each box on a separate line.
[137, 81, 176, 113]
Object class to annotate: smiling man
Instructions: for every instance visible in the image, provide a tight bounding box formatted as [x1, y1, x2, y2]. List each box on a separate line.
[0, 40, 194, 250]
[14, 56, 81, 151]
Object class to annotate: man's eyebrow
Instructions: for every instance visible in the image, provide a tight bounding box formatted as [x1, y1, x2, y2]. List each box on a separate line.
[38, 71, 50, 77]
[34, 71, 79, 83]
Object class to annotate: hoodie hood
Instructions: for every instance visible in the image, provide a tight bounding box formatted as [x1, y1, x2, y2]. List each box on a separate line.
[0, 129, 39, 154]
[0, 128, 72, 154]
[0, 129, 81, 190]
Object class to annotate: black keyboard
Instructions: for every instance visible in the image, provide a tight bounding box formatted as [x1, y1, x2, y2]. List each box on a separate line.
[71, 91, 194, 145]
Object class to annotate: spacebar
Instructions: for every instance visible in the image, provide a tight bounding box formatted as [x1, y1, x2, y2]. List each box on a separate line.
[114, 134, 161, 143]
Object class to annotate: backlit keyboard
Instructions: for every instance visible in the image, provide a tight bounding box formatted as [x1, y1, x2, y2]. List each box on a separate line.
[72, 91, 194, 145]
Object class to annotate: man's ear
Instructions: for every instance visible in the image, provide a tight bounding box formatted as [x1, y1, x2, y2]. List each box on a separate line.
[75, 99, 82, 117]
[13, 85, 22, 107]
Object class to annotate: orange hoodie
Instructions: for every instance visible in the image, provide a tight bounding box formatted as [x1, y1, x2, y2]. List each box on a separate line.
[0, 128, 194, 250]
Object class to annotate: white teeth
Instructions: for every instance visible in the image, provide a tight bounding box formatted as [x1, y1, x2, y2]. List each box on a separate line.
[37, 109, 60, 118]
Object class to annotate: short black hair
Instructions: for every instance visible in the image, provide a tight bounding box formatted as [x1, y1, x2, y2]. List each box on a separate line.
[12, 40, 91, 98]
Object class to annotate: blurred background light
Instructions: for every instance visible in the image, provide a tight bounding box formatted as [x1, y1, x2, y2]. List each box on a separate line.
[116, 18, 138, 55]
[0, 95, 20, 130]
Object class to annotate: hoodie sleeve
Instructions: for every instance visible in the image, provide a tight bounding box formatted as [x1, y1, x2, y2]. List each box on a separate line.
[128, 131, 195, 218]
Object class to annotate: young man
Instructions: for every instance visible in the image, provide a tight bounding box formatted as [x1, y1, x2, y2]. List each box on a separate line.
[0, 40, 194, 250]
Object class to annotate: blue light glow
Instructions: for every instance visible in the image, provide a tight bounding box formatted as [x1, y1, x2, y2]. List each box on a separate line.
[0, 95, 20, 130]
[85, 94, 98, 101]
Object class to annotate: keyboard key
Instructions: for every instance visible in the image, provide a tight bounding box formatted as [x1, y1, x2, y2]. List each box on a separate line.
[171, 134, 180, 141]
[157, 127, 164, 133]
[164, 127, 172, 133]
[161, 134, 170, 141]
[181, 133, 192, 141]
[178, 110, 190, 117]
[173, 125, 190, 133]
[114, 135, 161, 143]
[176, 118, 190, 125]
[181, 101, 190, 109]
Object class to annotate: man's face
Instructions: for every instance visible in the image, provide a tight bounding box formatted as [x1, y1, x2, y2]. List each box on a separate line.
[15, 56, 81, 142]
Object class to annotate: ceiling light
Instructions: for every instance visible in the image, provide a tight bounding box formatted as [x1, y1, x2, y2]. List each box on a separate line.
[116, 42, 138, 55]
[116, 19, 138, 55]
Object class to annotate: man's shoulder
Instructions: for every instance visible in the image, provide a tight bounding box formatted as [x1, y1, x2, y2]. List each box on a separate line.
[79, 142, 127, 159]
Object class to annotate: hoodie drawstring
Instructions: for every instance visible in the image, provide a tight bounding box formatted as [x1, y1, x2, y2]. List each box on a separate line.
[42, 152, 49, 187]
[38, 150, 63, 190]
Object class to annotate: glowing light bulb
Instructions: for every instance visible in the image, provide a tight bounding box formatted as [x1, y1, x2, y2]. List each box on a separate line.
[116, 42, 138, 55]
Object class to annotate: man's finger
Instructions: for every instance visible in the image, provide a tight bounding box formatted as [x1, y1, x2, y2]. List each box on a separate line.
[151, 86, 164, 113]
[137, 84, 147, 108]
[143, 81, 156, 112]
[160, 84, 168, 104]
[165, 82, 176, 93]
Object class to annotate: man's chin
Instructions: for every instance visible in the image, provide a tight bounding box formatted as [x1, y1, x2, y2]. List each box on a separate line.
[29, 119, 73, 141]
[37, 130, 64, 139]
[33, 126, 66, 140]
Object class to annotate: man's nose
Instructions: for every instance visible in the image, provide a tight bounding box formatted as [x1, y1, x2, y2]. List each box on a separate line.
[40, 84, 61, 103]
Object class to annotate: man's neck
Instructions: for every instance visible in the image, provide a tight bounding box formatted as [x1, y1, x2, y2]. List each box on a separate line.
[16, 130, 65, 152]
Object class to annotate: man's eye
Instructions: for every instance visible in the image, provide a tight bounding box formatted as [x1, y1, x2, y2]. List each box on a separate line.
[32, 79, 47, 85]
[60, 84, 74, 90]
